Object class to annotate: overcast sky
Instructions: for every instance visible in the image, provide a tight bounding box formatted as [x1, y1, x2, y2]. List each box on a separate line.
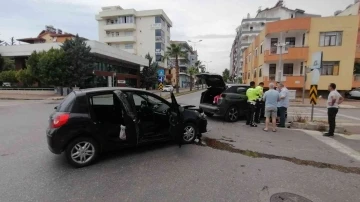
[0, 0, 356, 74]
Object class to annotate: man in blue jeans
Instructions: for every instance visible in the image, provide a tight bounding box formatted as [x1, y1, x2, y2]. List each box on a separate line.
[277, 83, 289, 128]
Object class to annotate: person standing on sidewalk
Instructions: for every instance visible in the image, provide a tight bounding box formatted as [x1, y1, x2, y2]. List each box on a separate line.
[263, 83, 280, 132]
[254, 82, 264, 123]
[324, 83, 344, 137]
[277, 83, 289, 128]
[246, 81, 259, 127]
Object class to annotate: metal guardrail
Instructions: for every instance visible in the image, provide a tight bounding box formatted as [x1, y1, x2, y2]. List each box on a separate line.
[0, 88, 54, 91]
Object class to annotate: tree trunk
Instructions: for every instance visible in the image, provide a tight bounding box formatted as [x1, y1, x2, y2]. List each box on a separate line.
[175, 55, 180, 93]
[190, 77, 193, 91]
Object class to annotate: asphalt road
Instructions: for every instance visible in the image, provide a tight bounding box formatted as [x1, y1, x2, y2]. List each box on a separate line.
[1, 92, 360, 202]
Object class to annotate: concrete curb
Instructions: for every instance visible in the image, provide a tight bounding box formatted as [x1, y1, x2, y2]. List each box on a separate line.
[291, 122, 345, 133]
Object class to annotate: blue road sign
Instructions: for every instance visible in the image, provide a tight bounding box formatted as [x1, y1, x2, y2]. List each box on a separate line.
[158, 76, 164, 82]
[157, 69, 165, 77]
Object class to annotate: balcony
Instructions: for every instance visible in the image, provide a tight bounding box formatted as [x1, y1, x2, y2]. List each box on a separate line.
[264, 74, 304, 88]
[123, 47, 137, 55]
[103, 23, 136, 31]
[103, 36, 136, 43]
[264, 47, 308, 62]
[265, 18, 311, 34]
[155, 36, 165, 43]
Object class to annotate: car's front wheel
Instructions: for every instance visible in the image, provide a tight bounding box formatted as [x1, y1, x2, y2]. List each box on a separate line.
[225, 106, 239, 122]
[65, 137, 99, 168]
[183, 123, 197, 143]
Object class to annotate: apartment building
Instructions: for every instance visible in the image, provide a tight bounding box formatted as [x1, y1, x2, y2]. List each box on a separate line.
[334, 0, 360, 16]
[168, 41, 198, 88]
[96, 6, 172, 69]
[243, 15, 360, 93]
[229, 0, 320, 78]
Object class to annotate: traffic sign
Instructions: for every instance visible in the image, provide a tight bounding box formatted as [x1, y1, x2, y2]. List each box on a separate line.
[310, 85, 318, 105]
[158, 76, 164, 82]
[158, 82, 164, 90]
[157, 69, 165, 77]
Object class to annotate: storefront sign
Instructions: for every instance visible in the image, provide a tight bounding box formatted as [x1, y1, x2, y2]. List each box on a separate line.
[117, 80, 126, 84]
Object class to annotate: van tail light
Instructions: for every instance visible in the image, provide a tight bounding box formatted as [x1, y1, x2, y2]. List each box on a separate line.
[51, 113, 70, 128]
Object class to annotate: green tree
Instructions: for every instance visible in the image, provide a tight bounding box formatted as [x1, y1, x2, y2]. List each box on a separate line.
[61, 35, 94, 87]
[237, 77, 243, 84]
[0, 54, 4, 71]
[0, 54, 15, 71]
[141, 53, 158, 89]
[27, 51, 44, 86]
[37, 48, 67, 86]
[194, 60, 206, 73]
[187, 66, 198, 91]
[163, 43, 188, 93]
[16, 69, 34, 87]
[0, 70, 17, 83]
[222, 68, 230, 83]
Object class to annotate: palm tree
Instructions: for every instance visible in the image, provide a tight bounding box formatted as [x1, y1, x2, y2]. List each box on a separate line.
[187, 66, 198, 91]
[163, 43, 188, 93]
[194, 60, 206, 73]
[145, 52, 153, 68]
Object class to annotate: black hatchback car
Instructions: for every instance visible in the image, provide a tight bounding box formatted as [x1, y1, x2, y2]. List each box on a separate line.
[47, 87, 207, 167]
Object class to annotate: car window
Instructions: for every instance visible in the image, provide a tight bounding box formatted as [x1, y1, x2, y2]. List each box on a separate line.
[91, 94, 114, 105]
[133, 94, 146, 106]
[72, 95, 89, 113]
[56, 92, 75, 112]
[224, 86, 237, 93]
[237, 87, 248, 95]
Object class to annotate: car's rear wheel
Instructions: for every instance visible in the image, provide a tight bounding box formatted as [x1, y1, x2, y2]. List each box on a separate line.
[204, 112, 214, 117]
[65, 137, 99, 168]
[225, 106, 239, 122]
[183, 123, 197, 143]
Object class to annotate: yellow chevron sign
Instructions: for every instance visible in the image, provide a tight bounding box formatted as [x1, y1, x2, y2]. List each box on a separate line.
[309, 85, 317, 105]
[158, 83, 164, 90]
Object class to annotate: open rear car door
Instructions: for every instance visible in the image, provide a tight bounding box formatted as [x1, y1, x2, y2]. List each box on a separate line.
[168, 91, 185, 147]
[113, 90, 140, 145]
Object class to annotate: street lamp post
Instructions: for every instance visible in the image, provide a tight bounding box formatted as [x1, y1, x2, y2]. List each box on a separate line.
[273, 32, 289, 82]
[188, 40, 202, 51]
[204, 61, 212, 72]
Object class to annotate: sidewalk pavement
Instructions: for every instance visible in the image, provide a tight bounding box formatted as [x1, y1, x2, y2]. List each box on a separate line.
[290, 98, 360, 109]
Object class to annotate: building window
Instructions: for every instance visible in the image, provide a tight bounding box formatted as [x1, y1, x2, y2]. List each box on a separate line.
[259, 68, 262, 77]
[155, 29, 164, 36]
[302, 33, 306, 46]
[125, 16, 134, 23]
[260, 44, 263, 54]
[155, 42, 165, 51]
[270, 38, 278, 53]
[125, 31, 133, 36]
[125, 44, 133, 49]
[269, 64, 276, 75]
[155, 16, 164, 24]
[255, 48, 258, 57]
[319, 32, 342, 47]
[285, 37, 296, 50]
[283, 63, 294, 75]
[156, 55, 162, 62]
[250, 26, 253, 31]
[254, 70, 257, 78]
[291, 14, 294, 18]
[248, 72, 250, 79]
[321, 61, 340, 75]
[300, 62, 304, 75]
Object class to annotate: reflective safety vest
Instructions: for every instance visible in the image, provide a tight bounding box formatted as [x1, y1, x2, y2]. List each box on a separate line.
[246, 87, 259, 103]
[255, 86, 264, 101]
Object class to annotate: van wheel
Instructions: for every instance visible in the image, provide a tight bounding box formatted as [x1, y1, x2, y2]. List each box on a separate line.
[225, 106, 239, 122]
[183, 123, 197, 143]
[65, 137, 99, 168]
[204, 112, 214, 117]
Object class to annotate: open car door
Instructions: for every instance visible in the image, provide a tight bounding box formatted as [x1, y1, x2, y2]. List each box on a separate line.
[113, 90, 140, 146]
[168, 91, 185, 147]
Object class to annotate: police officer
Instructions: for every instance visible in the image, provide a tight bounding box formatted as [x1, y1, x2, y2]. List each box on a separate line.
[254, 82, 264, 123]
[246, 81, 259, 127]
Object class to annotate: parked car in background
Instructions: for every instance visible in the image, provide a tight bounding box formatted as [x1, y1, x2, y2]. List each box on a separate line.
[2, 82, 11, 87]
[345, 88, 360, 99]
[196, 73, 257, 122]
[162, 85, 174, 92]
[47, 87, 207, 167]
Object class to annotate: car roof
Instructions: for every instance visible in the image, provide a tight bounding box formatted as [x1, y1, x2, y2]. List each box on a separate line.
[226, 84, 250, 87]
[75, 87, 148, 94]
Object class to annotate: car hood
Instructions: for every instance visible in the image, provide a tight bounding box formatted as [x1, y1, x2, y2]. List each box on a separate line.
[196, 73, 225, 88]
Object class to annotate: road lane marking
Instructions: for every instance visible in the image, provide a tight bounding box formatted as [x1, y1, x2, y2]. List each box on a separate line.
[301, 130, 360, 162]
[315, 108, 360, 121]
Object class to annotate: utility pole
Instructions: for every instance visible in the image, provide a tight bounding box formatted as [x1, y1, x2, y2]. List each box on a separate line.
[274, 32, 288, 82]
